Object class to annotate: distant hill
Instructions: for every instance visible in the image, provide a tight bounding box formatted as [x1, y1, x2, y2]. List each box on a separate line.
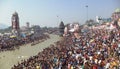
[0, 23, 9, 29]
[0, 26, 12, 33]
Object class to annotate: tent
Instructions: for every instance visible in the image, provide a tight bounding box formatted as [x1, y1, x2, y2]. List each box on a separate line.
[10, 35, 16, 38]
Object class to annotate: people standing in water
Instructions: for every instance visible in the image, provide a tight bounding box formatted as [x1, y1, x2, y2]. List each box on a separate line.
[0, 34, 50, 52]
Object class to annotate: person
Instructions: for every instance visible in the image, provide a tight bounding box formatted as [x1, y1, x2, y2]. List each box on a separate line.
[12, 21, 120, 69]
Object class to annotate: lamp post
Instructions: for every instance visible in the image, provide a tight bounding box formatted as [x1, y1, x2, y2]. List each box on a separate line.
[86, 5, 88, 21]
[57, 15, 62, 22]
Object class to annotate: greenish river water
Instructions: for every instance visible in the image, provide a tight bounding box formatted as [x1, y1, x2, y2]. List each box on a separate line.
[0, 34, 60, 69]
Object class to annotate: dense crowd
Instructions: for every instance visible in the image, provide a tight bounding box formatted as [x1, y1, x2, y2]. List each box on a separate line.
[12, 23, 120, 69]
[0, 34, 50, 52]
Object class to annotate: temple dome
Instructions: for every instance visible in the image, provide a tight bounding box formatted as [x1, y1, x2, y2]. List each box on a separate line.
[115, 8, 120, 13]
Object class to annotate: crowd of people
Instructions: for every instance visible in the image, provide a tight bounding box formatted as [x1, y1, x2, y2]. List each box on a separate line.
[12, 21, 120, 69]
[0, 34, 50, 52]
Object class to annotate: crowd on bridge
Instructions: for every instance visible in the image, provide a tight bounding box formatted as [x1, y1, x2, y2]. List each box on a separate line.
[12, 19, 120, 69]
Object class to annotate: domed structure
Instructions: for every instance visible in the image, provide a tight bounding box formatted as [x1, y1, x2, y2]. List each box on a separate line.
[111, 8, 120, 20]
[59, 21, 65, 28]
[115, 8, 120, 13]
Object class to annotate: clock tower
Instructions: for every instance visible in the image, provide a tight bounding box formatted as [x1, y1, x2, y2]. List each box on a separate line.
[11, 12, 20, 36]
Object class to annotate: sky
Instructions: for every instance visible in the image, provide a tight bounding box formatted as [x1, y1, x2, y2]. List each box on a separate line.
[0, 0, 120, 27]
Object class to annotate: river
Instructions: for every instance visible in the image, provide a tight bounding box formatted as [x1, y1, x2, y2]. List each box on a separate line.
[0, 34, 61, 69]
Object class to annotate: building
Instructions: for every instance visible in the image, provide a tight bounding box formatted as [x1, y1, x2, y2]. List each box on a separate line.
[59, 21, 65, 36]
[20, 22, 31, 38]
[11, 12, 20, 36]
[26, 22, 30, 29]
[31, 25, 43, 37]
[111, 8, 120, 20]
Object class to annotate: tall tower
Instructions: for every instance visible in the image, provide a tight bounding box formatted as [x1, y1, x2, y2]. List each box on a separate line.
[26, 22, 30, 33]
[26, 22, 30, 28]
[11, 12, 20, 36]
[59, 21, 65, 36]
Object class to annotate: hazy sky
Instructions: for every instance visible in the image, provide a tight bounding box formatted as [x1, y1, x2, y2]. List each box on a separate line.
[0, 0, 120, 27]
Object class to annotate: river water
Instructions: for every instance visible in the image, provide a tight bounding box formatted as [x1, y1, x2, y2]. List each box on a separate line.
[0, 34, 60, 69]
